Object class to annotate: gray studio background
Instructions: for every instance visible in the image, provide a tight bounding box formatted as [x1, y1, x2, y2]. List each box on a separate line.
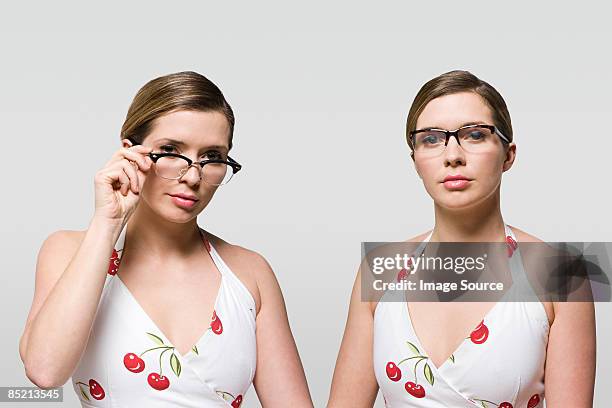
[1, 1, 611, 407]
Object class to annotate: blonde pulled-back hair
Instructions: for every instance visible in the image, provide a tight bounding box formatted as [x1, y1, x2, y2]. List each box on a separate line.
[120, 71, 235, 150]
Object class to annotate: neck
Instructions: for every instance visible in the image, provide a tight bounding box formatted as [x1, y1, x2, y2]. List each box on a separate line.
[123, 201, 202, 260]
[431, 189, 506, 242]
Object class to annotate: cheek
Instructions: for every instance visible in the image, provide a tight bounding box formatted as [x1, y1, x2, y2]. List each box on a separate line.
[474, 153, 505, 184]
[140, 173, 171, 205]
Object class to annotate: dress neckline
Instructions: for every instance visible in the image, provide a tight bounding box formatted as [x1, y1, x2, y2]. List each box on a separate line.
[113, 223, 224, 360]
[402, 223, 519, 371]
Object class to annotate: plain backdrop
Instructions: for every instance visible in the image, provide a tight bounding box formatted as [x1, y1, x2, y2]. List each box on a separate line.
[1, 1, 611, 407]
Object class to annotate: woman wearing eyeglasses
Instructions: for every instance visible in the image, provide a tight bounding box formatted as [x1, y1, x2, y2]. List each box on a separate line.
[19, 71, 313, 407]
[328, 70, 595, 407]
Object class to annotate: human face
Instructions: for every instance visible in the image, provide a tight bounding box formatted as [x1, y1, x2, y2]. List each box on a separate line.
[123, 109, 231, 222]
[413, 92, 516, 210]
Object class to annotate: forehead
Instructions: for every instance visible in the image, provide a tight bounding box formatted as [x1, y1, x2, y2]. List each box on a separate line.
[416, 92, 494, 130]
[147, 109, 230, 150]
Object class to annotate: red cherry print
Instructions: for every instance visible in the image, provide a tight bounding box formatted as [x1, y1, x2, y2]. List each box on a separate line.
[108, 249, 120, 275]
[469, 320, 489, 344]
[506, 235, 517, 258]
[88, 379, 105, 400]
[211, 310, 223, 334]
[385, 362, 402, 381]
[123, 352, 145, 373]
[506, 235, 518, 250]
[527, 393, 541, 408]
[404, 381, 425, 398]
[147, 372, 170, 390]
[231, 394, 243, 408]
[499, 402, 513, 408]
[397, 269, 408, 282]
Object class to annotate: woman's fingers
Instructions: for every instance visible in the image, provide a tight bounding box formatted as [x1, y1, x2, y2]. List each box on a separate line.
[108, 145, 153, 171]
[117, 167, 130, 196]
[122, 160, 140, 195]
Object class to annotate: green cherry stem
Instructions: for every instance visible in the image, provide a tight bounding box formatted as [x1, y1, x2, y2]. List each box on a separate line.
[413, 357, 427, 383]
[158, 346, 174, 376]
[473, 398, 496, 405]
[397, 355, 427, 366]
[139, 345, 174, 357]
[218, 390, 236, 399]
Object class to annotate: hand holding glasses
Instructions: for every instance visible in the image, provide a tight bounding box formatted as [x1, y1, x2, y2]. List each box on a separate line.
[93, 143, 154, 224]
[126, 137, 242, 186]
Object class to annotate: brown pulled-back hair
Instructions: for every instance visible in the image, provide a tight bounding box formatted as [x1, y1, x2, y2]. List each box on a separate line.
[120, 71, 235, 150]
[406, 70, 513, 160]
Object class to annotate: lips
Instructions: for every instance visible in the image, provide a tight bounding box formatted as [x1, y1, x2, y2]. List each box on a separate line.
[443, 174, 471, 182]
[169, 193, 198, 201]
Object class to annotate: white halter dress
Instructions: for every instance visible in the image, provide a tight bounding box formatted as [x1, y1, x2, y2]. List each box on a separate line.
[373, 223, 550, 408]
[70, 224, 257, 407]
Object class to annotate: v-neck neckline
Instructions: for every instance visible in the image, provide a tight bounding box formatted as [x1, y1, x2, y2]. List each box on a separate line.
[113, 226, 224, 360]
[114, 272, 224, 360]
[403, 296, 504, 372]
[402, 223, 517, 372]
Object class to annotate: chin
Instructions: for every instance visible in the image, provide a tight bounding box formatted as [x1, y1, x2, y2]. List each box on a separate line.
[436, 195, 479, 210]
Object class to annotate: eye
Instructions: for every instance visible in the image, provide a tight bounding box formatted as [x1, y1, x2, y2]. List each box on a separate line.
[419, 132, 443, 145]
[466, 130, 485, 140]
[202, 150, 223, 160]
[160, 144, 178, 152]
[160, 145, 223, 160]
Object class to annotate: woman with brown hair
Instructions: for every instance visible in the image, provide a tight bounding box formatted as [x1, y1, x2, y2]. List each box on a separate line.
[19, 71, 313, 407]
[328, 70, 595, 407]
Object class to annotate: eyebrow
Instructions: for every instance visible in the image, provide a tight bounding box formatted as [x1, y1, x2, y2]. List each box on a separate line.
[422, 121, 489, 130]
[153, 138, 228, 152]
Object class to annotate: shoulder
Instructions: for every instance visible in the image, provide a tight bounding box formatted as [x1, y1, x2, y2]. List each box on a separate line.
[365, 229, 432, 314]
[506, 224, 545, 243]
[405, 229, 433, 243]
[506, 225, 562, 325]
[205, 231, 275, 314]
[39, 229, 86, 259]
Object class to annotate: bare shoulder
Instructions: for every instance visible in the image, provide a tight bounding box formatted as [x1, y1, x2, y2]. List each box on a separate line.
[205, 231, 274, 314]
[405, 229, 433, 243]
[363, 230, 432, 314]
[507, 224, 545, 243]
[35, 229, 88, 282]
[506, 225, 560, 326]
[41, 229, 86, 259]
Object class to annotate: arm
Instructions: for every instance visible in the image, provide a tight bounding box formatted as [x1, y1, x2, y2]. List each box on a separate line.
[544, 300, 595, 407]
[327, 267, 379, 408]
[19, 217, 123, 388]
[251, 253, 313, 407]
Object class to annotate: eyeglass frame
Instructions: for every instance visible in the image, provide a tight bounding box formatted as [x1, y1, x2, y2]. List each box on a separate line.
[409, 124, 510, 153]
[124, 136, 242, 182]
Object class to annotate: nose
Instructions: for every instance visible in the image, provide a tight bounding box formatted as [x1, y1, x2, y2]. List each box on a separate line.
[443, 135, 466, 166]
[179, 164, 202, 186]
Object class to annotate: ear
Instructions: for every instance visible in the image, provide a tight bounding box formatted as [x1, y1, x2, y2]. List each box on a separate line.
[502, 142, 516, 172]
[121, 138, 134, 149]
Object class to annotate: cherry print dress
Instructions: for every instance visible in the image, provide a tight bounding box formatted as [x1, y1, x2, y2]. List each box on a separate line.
[374, 224, 549, 408]
[71, 223, 256, 407]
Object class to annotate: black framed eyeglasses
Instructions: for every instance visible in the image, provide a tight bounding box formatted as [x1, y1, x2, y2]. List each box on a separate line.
[125, 137, 242, 186]
[409, 124, 510, 158]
